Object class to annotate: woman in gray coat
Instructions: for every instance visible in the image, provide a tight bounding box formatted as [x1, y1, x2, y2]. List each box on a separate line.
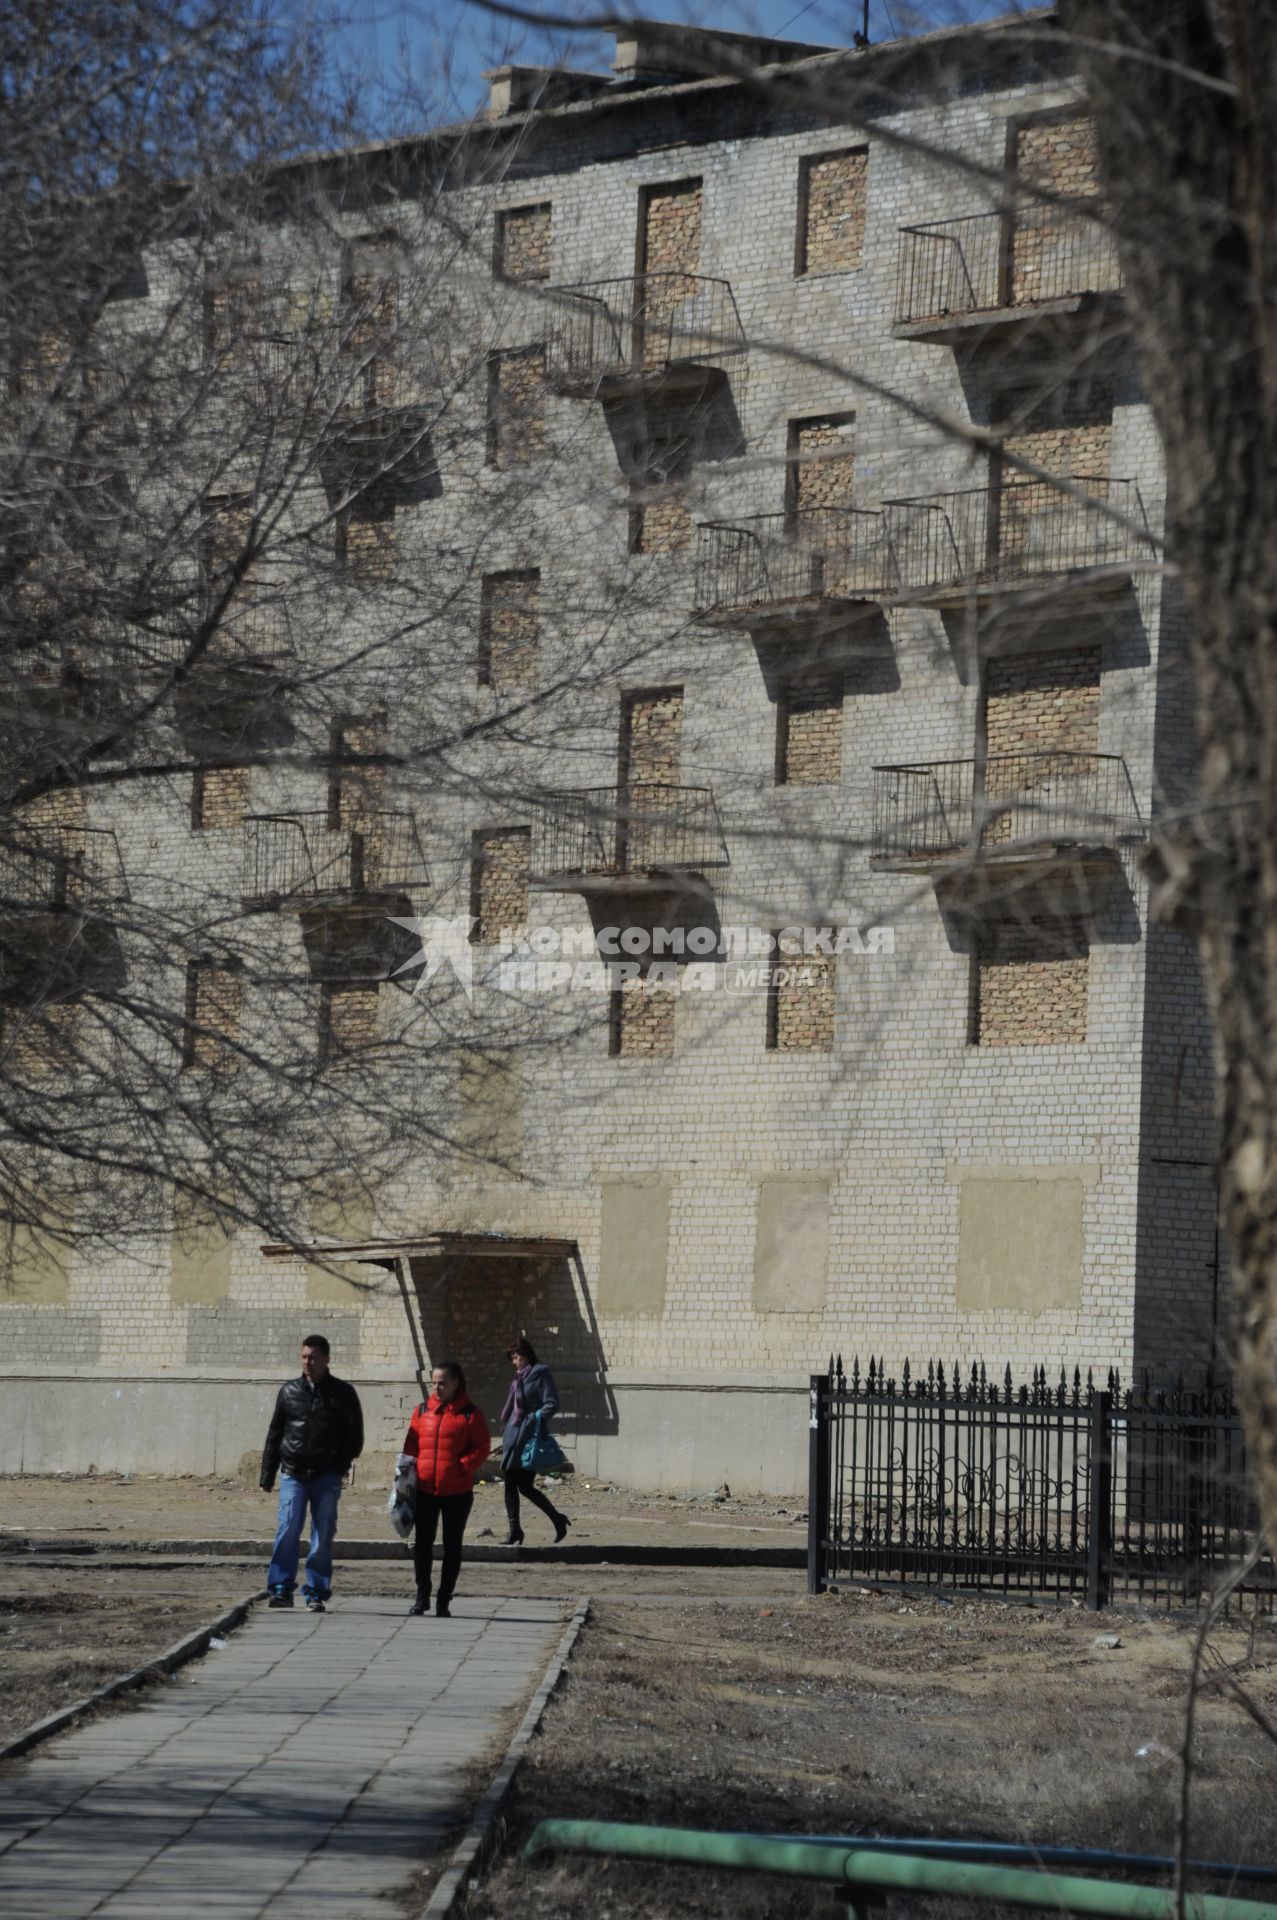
[498, 1335, 570, 1546]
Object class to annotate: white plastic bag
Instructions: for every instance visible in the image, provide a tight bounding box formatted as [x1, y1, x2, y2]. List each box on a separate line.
[387, 1451, 417, 1539]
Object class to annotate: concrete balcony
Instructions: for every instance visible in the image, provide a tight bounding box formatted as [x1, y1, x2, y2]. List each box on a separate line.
[693, 508, 890, 629]
[532, 784, 729, 894]
[543, 273, 745, 399]
[870, 752, 1146, 885]
[0, 822, 129, 1004]
[893, 207, 1122, 343]
[243, 811, 429, 983]
[883, 476, 1155, 609]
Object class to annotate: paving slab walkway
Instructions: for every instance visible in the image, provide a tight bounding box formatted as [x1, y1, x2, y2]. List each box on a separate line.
[0, 1594, 567, 1919]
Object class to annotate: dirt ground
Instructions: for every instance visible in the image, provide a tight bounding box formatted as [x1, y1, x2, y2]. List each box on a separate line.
[5, 1477, 1277, 1920]
[0, 1470, 807, 1552]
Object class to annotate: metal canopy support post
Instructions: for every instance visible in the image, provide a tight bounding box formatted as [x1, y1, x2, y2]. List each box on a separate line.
[393, 1255, 429, 1401]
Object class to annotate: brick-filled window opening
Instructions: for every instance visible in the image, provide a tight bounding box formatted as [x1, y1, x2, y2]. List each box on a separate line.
[776, 677, 843, 786]
[495, 203, 552, 282]
[327, 716, 386, 832]
[628, 408, 695, 554]
[470, 827, 531, 944]
[766, 945, 836, 1052]
[319, 980, 380, 1066]
[341, 240, 401, 408]
[796, 148, 868, 276]
[182, 960, 243, 1071]
[609, 978, 676, 1057]
[336, 499, 395, 580]
[200, 496, 256, 625]
[620, 687, 684, 788]
[203, 257, 262, 368]
[479, 570, 539, 692]
[971, 916, 1090, 1047]
[191, 767, 250, 830]
[787, 414, 856, 518]
[1010, 113, 1102, 306]
[486, 345, 546, 466]
[998, 380, 1113, 486]
[638, 178, 703, 367]
[983, 647, 1101, 850]
[3, 1002, 81, 1077]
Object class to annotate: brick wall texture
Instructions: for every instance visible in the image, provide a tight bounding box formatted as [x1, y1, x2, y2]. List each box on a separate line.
[185, 963, 242, 1070]
[622, 689, 683, 785]
[778, 676, 843, 785]
[6, 1002, 80, 1077]
[321, 980, 380, 1061]
[472, 828, 531, 943]
[770, 949, 836, 1051]
[1011, 115, 1102, 305]
[498, 204, 552, 281]
[194, 767, 250, 830]
[790, 414, 856, 512]
[985, 647, 1101, 759]
[799, 149, 868, 274]
[975, 916, 1090, 1046]
[612, 980, 676, 1056]
[640, 179, 702, 364]
[480, 570, 539, 691]
[340, 507, 395, 579]
[489, 346, 546, 463]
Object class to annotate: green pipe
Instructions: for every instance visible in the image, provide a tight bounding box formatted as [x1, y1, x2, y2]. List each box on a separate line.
[522, 1821, 1277, 1920]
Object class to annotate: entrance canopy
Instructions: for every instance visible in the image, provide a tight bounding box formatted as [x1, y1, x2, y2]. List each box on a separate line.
[259, 1232, 581, 1392]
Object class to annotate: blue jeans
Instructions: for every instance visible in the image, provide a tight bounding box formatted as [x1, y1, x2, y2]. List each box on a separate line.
[267, 1470, 343, 1597]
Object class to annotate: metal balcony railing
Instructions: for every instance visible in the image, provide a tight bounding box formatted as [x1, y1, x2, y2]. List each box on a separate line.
[533, 784, 729, 881]
[0, 824, 129, 911]
[894, 206, 1122, 326]
[242, 811, 429, 906]
[544, 274, 746, 391]
[884, 476, 1154, 597]
[870, 753, 1146, 868]
[694, 508, 889, 620]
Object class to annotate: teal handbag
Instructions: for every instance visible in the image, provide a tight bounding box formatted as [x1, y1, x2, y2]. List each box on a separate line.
[520, 1409, 567, 1474]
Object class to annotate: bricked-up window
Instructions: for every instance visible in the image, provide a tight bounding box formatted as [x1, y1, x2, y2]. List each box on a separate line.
[776, 677, 843, 786]
[796, 148, 868, 275]
[191, 767, 250, 830]
[328, 715, 386, 831]
[495, 203, 552, 282]
[983, 646, 1101, 851]
[786, 414, 856, 518]
[342, 239, 401, 408]
[638, 178, 703, 368]
[201, 495, 254, 603]
[470, 828, 531, 944]
[336, 499, 395, 580]
[479, 570, 539, 692]
[182, 960, 243, 1070]
[203, 256, 262, 367]
[3, 1002, 81, 1077]
[999, 381, 1113, 485]
[766, 945, 836, 1052]
[319, 981, 380, 1066]
[620, 687, 684, 788]
[609, 979, 676, 1057]
[972, 916, 1089, 1047]
[1010, 113, 1102, 305]
[486, 345, 546, 466]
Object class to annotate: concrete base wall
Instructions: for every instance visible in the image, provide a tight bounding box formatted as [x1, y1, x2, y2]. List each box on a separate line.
[0, 1369, 808, 1497]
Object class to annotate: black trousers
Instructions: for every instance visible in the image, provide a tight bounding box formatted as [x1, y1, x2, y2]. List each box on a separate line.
[413, 1491, 473, 1604]
[504, 1467, 560, 1532]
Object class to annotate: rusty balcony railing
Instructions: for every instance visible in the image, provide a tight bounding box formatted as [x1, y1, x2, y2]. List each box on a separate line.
[533, 784, 729, 883]
[543, 273, 746, 392]
[894, 206, 1122, 327]
[870, 753, 1146, 869]
[242, 811, 429, 907]
[884, 476, 1154, 598]
[0, 823, 130, 911]
[694, 508, 890, 622]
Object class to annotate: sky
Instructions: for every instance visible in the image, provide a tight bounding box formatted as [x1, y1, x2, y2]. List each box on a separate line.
[293, 0, 975, 134]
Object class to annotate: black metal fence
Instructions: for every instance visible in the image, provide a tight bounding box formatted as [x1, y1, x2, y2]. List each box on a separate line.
[809, 1358, 1275, 1610]
[894, 206, 1123, 326]
[884, 476, 1153, 595]
[693, 508, 890, 619]
[532, 783, 729, 881]
[869, 752, 1146, 868]
[242, 811, 429, 906]
[544, 273, 746, 390]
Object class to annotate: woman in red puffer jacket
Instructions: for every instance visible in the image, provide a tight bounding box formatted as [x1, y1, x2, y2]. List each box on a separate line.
[403, 1361, 490, 1618]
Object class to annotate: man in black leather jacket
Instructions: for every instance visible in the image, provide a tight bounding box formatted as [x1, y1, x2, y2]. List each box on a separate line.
[260, 1334, 364, 1611]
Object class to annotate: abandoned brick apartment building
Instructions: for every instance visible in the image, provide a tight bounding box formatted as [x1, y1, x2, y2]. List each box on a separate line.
[0, 13, 1217, 1491]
